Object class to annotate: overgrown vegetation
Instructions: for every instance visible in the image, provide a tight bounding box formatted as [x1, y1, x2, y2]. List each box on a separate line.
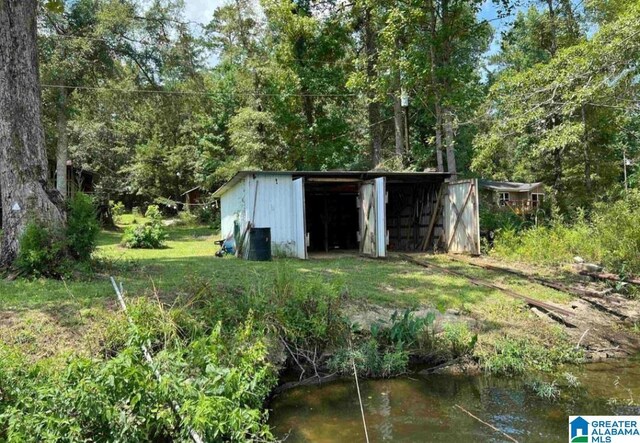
[122, 205, 168, 249]
[492, 190, 640, 276]
[15, 193, 99, 277]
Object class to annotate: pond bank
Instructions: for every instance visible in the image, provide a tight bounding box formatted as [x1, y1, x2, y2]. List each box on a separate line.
[268, 356, 640, 442]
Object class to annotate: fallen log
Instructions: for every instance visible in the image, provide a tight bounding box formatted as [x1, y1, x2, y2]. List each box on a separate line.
[399, 254, 577, 328]
[579, 270, 640, 286]
[272, 373, 339, 394]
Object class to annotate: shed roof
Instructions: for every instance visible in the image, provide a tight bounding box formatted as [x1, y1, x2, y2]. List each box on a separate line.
[479, 180, 544, 193]
[213, 170, 451, 197]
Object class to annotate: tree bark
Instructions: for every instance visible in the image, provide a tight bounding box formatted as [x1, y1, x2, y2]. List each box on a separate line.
[393, 93, 404, 158]
[364, 6, 382, 168]
[443, 107, 457, 180]
[427, 0, 444, 171]
[581, 104, 592, 193]
[56, 88, 69, 196]
[0, 0, 66, 266]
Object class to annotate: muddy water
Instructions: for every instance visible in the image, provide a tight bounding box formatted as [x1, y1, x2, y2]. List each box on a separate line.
[269, 357, 640, 442]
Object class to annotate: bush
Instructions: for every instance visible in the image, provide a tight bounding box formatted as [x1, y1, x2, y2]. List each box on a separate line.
[15, 221, 67, 278]
[109, 201, 125, 222]
[0, 300, 277, 442]
[66, 193, 100, 261]
[122, 224, 168, 249]
[122, 205, 167, 249]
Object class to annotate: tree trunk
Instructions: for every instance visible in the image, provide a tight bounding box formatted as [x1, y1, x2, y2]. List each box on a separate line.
[0, 0, 65, 266]
[545, 0, 558, 56]
[443, 108, 457, 180]
[434, 101, 444, 172]
[56, 88, 69, 197]
[393, 93, 404, 159]
[364, 6, 382, 167]
[581, 104, 592, 193]
[427, 0, 444, 172]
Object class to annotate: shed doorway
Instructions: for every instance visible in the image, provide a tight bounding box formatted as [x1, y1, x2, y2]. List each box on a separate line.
[304, 181, 360, 253]
[386, 181, 444, 252]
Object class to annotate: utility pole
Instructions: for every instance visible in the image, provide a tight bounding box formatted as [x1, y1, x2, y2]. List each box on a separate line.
[623, 147, 629, 193]
[401, 89, 409, 158]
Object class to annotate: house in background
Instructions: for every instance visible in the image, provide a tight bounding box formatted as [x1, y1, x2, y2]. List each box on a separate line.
[479, 180, 545, 212]
[48, 160, 95, 199]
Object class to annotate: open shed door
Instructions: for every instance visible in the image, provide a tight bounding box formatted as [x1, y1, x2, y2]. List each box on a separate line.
[444, 179, 480, 255]
[292, 177, 307, 259]
[358, 177, 387, 257]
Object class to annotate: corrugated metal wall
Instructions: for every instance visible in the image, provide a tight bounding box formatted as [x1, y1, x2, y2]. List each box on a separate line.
[220, 173, 298, 256]
[244, 174, 297, 256]
[220, 178, 246, 238]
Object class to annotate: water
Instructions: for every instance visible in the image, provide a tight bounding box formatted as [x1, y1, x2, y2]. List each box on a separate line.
[269, 358, 640, 442]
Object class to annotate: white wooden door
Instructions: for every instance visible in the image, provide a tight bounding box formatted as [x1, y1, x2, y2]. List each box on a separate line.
[292, 177, 307, 259]
[359, 178, 387, 257]
[444, 179, 480, 255]
[374, 177, 387, 257]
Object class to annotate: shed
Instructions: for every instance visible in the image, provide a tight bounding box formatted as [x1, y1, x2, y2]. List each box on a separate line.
[213, 171, 480, 259]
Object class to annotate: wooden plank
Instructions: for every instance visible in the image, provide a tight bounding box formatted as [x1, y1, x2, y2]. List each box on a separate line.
[421, 184, 444, 251]
[579, 270, 640, 286]
[399, 254, 577, 326]
[447, 182, 475, 250]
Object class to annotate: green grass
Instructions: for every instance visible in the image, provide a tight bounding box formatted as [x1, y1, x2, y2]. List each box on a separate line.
[0, 221, 571, 312]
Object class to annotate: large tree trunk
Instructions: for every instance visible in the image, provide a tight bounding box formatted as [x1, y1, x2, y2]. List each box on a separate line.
[364, 6, 382, 168]
[443, 108, 457, 180]
[56, 88, 69, 196]
[0, 0, 66, 266]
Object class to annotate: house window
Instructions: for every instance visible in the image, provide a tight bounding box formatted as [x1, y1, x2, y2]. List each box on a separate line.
[499, 192, 510, 206]
[531, 193, 543, 208]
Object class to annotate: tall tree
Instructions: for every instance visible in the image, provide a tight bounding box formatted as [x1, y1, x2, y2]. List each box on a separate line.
[0, 0, 66, 266]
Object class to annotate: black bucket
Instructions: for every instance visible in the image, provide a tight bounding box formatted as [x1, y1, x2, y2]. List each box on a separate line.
[247, 227, 272, 261]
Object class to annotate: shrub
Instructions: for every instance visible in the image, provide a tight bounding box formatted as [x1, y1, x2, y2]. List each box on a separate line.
[144, 204, 162, 222]
[0, 302, 278, 442]
[109, 201, 125, 222]
[15, 221, 67, 277]
[122, 205, 167, 249]
[122, 224, 168, 249]
[66, 193, 100, 261]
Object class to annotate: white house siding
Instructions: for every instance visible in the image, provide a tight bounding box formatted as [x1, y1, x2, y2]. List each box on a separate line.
[244, 174, 297, 256]
[220, 178, 247, 239]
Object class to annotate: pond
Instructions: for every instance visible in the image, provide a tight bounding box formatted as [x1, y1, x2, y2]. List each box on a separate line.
[269, 357, 640, 442]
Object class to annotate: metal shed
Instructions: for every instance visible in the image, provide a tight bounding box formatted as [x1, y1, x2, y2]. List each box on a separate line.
[213, 171, 480, 259]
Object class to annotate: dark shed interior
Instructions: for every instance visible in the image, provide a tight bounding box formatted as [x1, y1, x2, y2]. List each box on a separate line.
[295, 172, 449, 254]
[305, 181, 359, 252]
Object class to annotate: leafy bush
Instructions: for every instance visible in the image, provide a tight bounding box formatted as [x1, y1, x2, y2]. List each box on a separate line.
[144, 204, 162, 222]
[109, 201, 125, 222]
[15, 221, 67, 277]
[177, 210, 199, 226]
[122, 224, 168, 249]
[0, 300, 278, 442]
[66, 193, 100, 261]
[122, 205, 167, 249]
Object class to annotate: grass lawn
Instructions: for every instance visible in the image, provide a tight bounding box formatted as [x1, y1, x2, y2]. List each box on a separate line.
[0, 218, 576, 361]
